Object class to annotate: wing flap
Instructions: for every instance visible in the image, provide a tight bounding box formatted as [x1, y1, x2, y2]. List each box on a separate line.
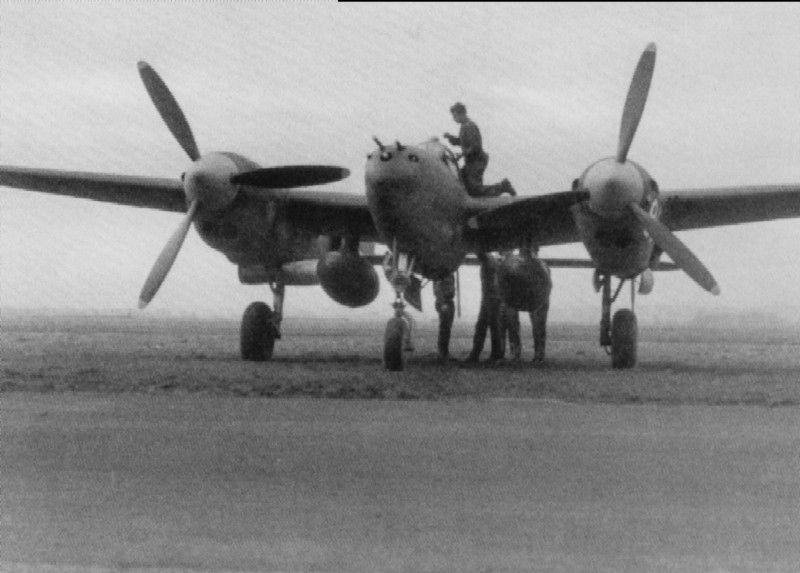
[0, 165, 185, 212]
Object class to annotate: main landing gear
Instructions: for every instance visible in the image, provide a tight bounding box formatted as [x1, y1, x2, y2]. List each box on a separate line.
[240, 281, 285, 361]
[383, 247, 415, 371]
[596, 271, 638, 369]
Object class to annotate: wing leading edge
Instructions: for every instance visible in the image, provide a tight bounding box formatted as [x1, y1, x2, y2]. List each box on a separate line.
[660, 184, 800, 231]
[0, 164, 378, 240]
[0, 165, 186, 212]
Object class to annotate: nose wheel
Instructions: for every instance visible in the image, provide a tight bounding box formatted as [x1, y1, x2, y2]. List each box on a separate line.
[383, 245, 415, 371]
[598, 272, 638, 369]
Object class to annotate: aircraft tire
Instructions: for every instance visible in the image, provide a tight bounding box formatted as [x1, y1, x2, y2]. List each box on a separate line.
[240, 302, 276, 362]
[383, 317, 407, 371]
[611, 308, 637, 369]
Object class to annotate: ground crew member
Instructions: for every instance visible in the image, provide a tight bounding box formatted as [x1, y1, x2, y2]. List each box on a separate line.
[444, 102, 516, 198]
[499, 249, 551, 362]
[500, 301, 522, 360]
[433, 273, 456, 361]
[531, 295, 549, 363]
[466, 252, 504, 362]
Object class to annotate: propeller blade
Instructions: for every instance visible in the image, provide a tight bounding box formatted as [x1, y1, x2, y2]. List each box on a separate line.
[629, 203, 720, 295]
[231, 166, 350, 189]
[138, 201, 199, 308]
[138, 61, 200, 161]
[616, 43, 656, 164]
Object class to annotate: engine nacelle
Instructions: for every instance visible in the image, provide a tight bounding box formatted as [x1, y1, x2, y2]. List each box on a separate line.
[498, 254, 552, 312]
[317, 251, 380, 307]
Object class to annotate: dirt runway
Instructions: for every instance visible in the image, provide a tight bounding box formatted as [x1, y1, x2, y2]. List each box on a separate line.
[2, 314, 800, 571]
[4, 393, 800, 572]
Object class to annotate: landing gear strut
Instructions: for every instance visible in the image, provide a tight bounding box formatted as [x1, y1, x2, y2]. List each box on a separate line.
[383, 244, 415, 371]
[240, 281, 284, 362]
[598, 272, 638, 369]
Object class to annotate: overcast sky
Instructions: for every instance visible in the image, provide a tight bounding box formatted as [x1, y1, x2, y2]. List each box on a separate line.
[2, 2, 799, 325]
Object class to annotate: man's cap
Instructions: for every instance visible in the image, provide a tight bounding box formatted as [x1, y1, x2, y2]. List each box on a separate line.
[450, 102, 466, 114]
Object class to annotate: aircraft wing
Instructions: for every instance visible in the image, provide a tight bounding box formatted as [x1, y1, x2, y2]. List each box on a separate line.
[0, 164, 379, 240]
[465, 190, 588, 248]
[660, 184, 800, 231]
[251, 187, 378, 239]
[468, 183, 800, 250]
[0, 165, 185, 212]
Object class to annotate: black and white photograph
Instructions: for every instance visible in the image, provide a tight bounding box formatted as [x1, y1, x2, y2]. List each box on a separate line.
[2, 2, 800, 571]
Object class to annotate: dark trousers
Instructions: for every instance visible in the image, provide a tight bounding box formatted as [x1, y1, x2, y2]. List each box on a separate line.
[500, 301, 550, 361]
[470, 297, 502, 360]
[434, 274, 456, 358]
[460, 155, 488, 197]
[531, 301, 549, 361]
[500, 304, 521, 359]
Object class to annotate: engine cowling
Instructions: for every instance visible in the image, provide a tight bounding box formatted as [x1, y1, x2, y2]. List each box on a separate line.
[498, 254, 552, 312]
[317, 251, 380, 307]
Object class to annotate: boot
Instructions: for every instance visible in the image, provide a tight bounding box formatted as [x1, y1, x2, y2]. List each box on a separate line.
[533, 340, 545, 363]
[500, 178, 517, 197]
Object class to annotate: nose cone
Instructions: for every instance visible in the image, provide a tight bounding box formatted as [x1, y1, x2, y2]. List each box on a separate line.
[183, 152, 238, 211]
[365, 144, 423, 218]
[583, 158, 645, 219]
[365, 145, 418, 189]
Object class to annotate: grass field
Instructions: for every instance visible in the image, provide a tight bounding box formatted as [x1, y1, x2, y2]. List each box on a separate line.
[2, 312, 798, 405]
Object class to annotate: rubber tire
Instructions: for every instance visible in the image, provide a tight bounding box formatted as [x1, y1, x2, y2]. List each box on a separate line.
[240, 302, 276, 362]
[384, 317, 407, 371]
[611, 309, 637, 369]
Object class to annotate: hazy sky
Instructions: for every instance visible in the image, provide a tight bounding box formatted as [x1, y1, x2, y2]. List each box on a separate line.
[2, 2, 800, 324]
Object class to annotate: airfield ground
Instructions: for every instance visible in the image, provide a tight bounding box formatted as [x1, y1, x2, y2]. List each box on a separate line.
[2, 313, 800, 572]
[2, 312, 799, 404]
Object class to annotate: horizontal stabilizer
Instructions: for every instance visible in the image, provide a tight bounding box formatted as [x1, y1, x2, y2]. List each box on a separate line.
[460, 256, 679, 271]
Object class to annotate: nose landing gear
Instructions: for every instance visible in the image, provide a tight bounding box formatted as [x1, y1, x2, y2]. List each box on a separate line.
[383, 246, 416, 371]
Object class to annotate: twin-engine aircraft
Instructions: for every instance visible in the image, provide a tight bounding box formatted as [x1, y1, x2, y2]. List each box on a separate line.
[2, 45, 800, 369]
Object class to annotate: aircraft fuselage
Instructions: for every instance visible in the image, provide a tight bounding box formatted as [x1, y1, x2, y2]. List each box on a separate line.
[365, 141, 468, 280]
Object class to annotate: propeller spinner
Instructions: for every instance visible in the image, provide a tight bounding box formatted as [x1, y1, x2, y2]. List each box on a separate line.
[578, 44, 720, 295]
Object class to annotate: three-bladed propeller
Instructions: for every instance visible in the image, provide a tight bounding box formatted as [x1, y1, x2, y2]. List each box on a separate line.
[586, 43, 720, 295]
[135, 62, 350, 308]
[136, 61, 202, 308]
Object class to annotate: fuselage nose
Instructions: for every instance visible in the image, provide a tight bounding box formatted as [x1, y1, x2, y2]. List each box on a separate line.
[363, 141, 467, 278]
[183, 152, 239, 211]
[365, 145, 419, 191]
